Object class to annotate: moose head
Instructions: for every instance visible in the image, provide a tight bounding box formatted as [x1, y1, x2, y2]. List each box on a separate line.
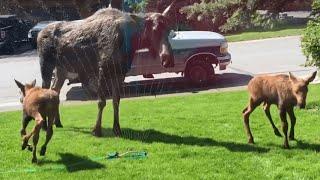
[14, 79, 36, 103]
[140, 1, 176, 68]
[289, 71, 317, 109]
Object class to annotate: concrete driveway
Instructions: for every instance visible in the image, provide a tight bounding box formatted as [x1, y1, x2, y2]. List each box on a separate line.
[0, 36, 316, 111]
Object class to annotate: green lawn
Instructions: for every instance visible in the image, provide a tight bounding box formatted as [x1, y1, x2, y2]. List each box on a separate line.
[1, 85, 320, 179]
[226, 24, 306, 42]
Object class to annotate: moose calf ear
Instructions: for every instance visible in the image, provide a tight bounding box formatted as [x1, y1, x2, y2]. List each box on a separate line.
[305, 71, 317, 84]
[30, 79, 36, 87]
[14, 79, 24, 90]
[14, 79, 25, 95]
[289, 72, 297, 82]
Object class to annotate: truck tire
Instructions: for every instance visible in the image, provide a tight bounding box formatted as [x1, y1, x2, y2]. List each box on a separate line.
[5, 41, 14, 54]
[82, 79, 98, 98]
[185, 62, 214, 84]
[31, 41, 37, 49]
[82, 84, 97, 98]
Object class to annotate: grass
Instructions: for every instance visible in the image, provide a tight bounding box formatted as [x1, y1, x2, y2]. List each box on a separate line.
[1, 85, 320, 179]
[226, 24, 306, 42]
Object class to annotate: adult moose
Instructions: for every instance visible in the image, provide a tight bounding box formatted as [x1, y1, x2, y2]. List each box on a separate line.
[37, 2, 176, 137]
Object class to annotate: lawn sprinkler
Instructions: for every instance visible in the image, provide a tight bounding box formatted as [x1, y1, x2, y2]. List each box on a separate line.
[107, 151, 147, 160]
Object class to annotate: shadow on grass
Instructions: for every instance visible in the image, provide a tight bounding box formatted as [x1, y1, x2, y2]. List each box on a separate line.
[38, 153, 105, 172]
[68, 127, 269, 153]
[66, 73, 252, 101]
[266, 139, 320, 151]
[296, 140, 320, 152]
[306, 101, 320, 111]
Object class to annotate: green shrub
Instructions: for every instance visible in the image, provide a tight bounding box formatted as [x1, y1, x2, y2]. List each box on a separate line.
[301, 0, 320, 67]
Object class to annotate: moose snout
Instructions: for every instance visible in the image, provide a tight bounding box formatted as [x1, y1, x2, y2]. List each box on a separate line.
[298, 103, 306, 109]
[161, 54, 174, 68]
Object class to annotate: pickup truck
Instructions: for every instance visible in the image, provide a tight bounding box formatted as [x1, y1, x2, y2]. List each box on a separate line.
[51, 30, 231, 95]
[128, 31, 231, 82]
[0, 15, 31, 54]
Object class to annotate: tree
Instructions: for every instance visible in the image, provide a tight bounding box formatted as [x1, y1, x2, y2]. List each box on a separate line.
[180, 0, 311, 33]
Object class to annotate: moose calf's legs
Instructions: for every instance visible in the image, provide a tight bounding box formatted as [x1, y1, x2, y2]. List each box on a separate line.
[40, 116, 54, 156]
[243, 98, 260, 144]
[21, 113, 32, 137]
[263, 103, 282, 137]
[280, 109, 289, 149]
[287, 107, 296, 140]
[32, 116, 43, 163]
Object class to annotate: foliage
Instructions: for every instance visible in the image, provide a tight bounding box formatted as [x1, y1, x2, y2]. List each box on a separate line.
[1, 86, 320, 179]
[310, 0, 320, 18]
[180, 0, 309, 33]
[301, 0, 320, 67]
[125, 0, 148, 13]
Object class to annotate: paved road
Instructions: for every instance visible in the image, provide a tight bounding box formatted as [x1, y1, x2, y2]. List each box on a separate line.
[0, 36, 316, 111]
[228, 36, 315, 76]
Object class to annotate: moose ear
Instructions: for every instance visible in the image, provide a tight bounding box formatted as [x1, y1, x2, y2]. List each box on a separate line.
[289, 72, 297, 82]
[30, 79, 36, 87]
[14, 79, 24, 89]
[14, 79, 25, 94]
[305, 71, 317, 84]
[162, 0, 177, 17]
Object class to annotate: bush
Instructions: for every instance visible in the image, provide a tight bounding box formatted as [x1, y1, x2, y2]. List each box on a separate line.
[301, 0, 320, 67]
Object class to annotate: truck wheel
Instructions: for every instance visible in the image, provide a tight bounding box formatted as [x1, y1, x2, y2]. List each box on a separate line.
[82, 84, 97, 98]
[31, 41, 37, 49]
[185, 62, 214, 84]
[82, 80, 98, 98]
[5, 42, 14, 54]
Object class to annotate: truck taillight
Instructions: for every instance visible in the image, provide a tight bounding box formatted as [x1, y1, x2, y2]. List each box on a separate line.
[0, 31, 5, 39]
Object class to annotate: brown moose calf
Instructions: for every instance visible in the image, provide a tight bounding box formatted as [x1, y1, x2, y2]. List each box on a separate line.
[15, 79, 60, 163]
[242, 71, 317, 149]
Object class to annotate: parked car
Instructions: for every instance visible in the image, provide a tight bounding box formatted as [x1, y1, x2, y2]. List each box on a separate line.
[0, 15, 32, 54]
[55, 30, 231, 95]
[28, 21, 58, 48]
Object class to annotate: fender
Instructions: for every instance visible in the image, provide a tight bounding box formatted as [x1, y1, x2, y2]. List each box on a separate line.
[185, 52, 218, 66]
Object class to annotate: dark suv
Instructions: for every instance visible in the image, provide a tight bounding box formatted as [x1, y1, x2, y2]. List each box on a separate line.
[0, 15, 32, 54]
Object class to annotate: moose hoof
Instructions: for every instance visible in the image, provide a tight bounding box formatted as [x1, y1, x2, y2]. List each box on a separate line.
[27, 145, 33, 152]
[55, 123, 63, 128]
[92, 128, 102, 137]
[20, 129, 26, 136]
[22, 141, 29, 150]
[283, 145, 290, 149]
[283, 143, 290, 149]
[42, 123, 47, 131]
[40, 146, 46, 156]
[274, 129, 282, 137]
[289, 136, 295, 141]
[32, 158, 38, 164]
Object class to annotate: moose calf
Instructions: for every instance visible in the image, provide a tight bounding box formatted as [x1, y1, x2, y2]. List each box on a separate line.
[15, 79, 60, 163]
[242, 71, 317, 148]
